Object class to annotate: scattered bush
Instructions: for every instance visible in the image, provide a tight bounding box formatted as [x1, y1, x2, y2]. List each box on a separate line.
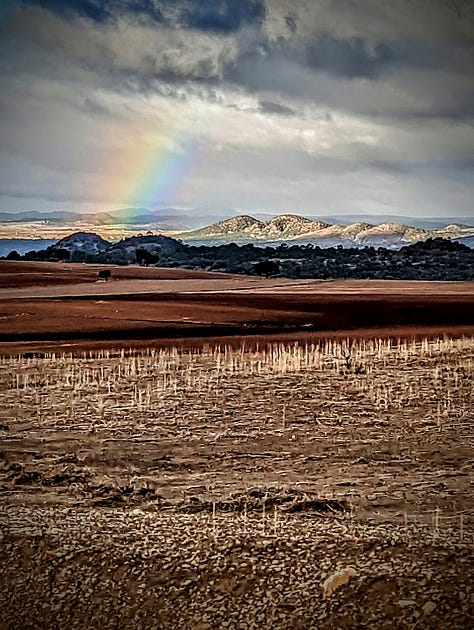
[253, 260, 280, 277]
[98, 269, 112, 281]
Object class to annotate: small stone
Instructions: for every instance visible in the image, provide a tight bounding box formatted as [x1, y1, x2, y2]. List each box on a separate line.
[322, 567, 357, 598]
[422, 601, 436, 615]
[398, 599, 416, 607]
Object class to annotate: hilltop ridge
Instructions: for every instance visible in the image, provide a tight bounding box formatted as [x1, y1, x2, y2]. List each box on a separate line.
[178, 214, 474, 249]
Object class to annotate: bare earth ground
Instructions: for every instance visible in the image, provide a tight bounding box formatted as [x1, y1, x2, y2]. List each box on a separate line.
[0, 261, 473, 629]
[0, 261, 474, 352]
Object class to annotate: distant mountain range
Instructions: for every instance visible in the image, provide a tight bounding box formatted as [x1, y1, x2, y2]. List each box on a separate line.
[1, 208, 473, 233]
[182, 214, 331, 240]
[177, 214, 474, 250]
[0, 208, 197, 230]
[251, 212, 474, 230]
[0, 210, 115, 224]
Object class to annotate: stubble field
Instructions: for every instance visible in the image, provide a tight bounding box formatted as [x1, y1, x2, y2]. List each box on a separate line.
[1, 336, 473, 628]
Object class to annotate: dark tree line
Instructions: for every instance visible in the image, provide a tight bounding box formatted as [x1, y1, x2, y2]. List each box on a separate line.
[4, 237, 474, 281]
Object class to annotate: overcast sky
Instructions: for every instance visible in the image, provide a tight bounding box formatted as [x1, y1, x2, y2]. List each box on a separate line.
[0, 0, 473, 219]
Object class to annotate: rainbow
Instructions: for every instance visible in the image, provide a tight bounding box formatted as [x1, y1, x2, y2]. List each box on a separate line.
[112, 114, 202, 221]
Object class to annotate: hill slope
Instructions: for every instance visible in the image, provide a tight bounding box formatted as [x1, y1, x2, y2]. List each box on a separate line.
[54, 232, 111, 255]
[178, 215, 474, 249]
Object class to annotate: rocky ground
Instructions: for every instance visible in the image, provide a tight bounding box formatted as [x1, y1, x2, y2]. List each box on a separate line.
[1, 336, 473, 628]
[1, 506, 473, 629]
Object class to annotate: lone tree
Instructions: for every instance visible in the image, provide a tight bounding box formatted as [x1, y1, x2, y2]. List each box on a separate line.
[6, 250, 21, 260]
[253, 260, 280, 277]
[98, 269, 112, 281]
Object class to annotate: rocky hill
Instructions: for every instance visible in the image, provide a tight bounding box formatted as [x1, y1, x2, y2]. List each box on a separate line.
[191, 215, 265, 238]
[185, 214, 331, 242]
[95, 234, 184, 264]
[53, 232, 111, 255]
[264, 215, 330, 237]
[42, 232, 184, 264]
[454, 235, 474, 249]
[179, 215, 474, 249]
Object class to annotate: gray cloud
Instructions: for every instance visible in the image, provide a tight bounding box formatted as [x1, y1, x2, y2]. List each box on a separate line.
[82, 96, 109, 115]
[0, 0, 472, 217]
[258, 99, 296, 116]
[4, 1, 473, 119]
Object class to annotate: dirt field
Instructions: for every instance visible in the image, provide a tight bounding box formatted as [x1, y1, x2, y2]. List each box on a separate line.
[1, 262, 473, 628]
[1, 336, 473, 628]
[1, 261, 474, 352]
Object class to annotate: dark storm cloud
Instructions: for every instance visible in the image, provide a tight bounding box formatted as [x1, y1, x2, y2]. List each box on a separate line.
[226, 44, 474, 122]
[7, 0, 473, 120]
[228, 22, 472, 89]
[231, 39, 402, 86]
[176, 0, 265, 33]
[20, 0, 266, 32]
[20, 0, 115, 22]
[303, 36, 442, 79]
[306, 36, 396, 79]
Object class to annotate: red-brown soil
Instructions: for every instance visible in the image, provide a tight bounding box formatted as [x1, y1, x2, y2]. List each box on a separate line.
[0, 261, 473, 354]
[1, 262, 473, 628]
[0, 260, 235, 288]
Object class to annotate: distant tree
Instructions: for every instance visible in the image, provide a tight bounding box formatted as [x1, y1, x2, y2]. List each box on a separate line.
[136, 248, 160, 266]
[55, 248, 71, 261]
[23, 250, 44, 261]
[98, 269, 112, 281]
[253, 260, 280, 277]
[6, 250, 21, 260]
[70, 250, 86, 263]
